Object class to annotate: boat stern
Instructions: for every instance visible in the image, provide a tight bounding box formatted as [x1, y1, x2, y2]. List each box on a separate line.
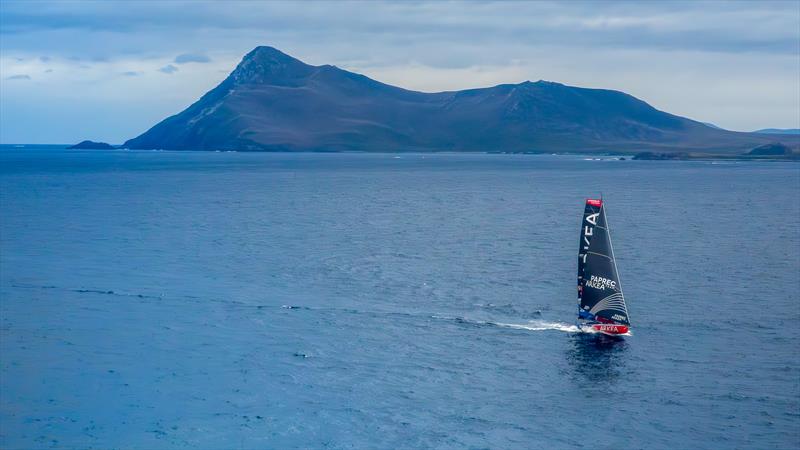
[591, 323, 629, 336]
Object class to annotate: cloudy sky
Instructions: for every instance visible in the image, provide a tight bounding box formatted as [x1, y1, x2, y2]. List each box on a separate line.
[1, 0, 798, 144]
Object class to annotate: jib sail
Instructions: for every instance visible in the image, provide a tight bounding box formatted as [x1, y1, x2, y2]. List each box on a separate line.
[577, 199, 630, 326]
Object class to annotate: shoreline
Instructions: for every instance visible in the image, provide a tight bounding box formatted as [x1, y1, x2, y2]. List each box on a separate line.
[1, 144, 797, 161]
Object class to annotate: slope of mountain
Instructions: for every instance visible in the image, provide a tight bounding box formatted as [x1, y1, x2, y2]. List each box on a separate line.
[753, 129, 800, 135]
[748, 142, 793, 155]
[124, 46, 799, 153]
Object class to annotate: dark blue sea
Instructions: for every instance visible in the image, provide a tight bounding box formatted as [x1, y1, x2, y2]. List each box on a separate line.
[1, 147, 798, 449]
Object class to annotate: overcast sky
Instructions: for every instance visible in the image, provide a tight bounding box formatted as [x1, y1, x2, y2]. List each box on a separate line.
[1, 0, 798, 144]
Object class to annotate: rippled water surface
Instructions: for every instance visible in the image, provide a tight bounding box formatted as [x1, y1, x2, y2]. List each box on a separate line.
[1, 148, 798, 449]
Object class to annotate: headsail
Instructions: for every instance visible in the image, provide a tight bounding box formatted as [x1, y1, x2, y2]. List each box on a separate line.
[577, 199, 630, 326]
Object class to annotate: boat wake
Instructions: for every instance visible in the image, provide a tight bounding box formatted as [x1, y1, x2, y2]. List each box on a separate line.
[431, 315, 597, 334]
[492, 320, 582, 333]
[495, 320, 632, 336]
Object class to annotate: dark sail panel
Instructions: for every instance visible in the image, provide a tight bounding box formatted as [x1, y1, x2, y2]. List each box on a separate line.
[577, 199, 603, 293]
[577, 199, 630, 325]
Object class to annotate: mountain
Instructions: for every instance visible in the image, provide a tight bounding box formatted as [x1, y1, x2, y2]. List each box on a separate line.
[124, 46, 800, 154]
[69, 140, 115, 149]
[753, 129, 800, 135]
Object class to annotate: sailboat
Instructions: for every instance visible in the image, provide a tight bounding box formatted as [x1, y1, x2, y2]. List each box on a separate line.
[576, 198, 631, 336]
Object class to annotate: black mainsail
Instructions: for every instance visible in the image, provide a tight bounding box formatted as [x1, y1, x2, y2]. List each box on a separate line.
[577, 199, 630, 326]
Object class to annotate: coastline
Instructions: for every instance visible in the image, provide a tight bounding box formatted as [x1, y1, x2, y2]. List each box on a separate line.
[1, 144, 798, 161]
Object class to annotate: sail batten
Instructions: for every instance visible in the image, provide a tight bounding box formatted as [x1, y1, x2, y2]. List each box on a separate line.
[577, 199, 630, 326]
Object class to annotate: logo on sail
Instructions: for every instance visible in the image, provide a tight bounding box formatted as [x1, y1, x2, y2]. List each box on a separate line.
[580, 211, 600, 263]
[585, 274, 617, 291]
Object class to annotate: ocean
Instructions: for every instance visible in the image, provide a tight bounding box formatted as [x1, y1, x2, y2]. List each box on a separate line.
[1, 147, 798, 449]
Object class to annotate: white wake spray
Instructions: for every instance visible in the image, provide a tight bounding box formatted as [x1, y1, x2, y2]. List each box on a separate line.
[358, 312, 632, 336]
[491, 320, 584, 333]
[493, 320, 633, 335]
[430, 314, 599, 334]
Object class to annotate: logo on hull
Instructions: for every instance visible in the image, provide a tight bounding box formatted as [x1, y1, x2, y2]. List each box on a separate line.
[592, 324, 628, 334]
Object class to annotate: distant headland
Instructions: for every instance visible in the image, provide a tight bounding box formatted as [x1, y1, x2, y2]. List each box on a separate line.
[69, 140, 115, 150]
[121, 46, 799, 157]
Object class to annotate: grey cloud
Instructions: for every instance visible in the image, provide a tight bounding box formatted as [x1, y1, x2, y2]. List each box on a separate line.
[122, 71, 141, 76]
[158, 64, 178, 74]
[174, 53, 211, 64]
[0, 1, 797, 57]
[6, 74, 31, 80]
